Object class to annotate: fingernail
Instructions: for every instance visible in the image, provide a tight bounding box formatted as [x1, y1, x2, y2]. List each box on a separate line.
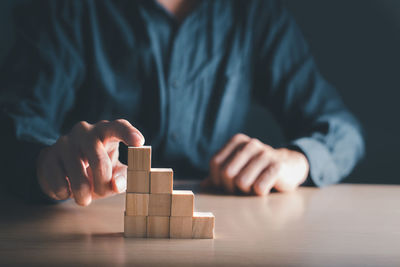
[115, 175, 126, 193]
[134, 133, 145, 146]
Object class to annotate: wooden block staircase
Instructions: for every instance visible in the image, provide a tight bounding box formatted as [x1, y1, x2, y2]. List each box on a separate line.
[124, 146, 215, 239]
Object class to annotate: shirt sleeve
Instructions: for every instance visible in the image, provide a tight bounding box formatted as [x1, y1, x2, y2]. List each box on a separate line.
[0, 1, 85, 202]
[252, 1, 365, 187]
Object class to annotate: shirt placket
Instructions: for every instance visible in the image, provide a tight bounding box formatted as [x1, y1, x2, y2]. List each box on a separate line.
[165, 36, 185, 157]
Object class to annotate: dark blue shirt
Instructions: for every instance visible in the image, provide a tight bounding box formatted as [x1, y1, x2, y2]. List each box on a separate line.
[0, 0, 365, 201]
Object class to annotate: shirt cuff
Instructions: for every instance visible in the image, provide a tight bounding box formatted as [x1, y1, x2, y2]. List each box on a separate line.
[289, 137, 340, 187]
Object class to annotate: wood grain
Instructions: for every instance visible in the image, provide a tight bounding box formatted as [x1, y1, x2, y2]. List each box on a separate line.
[148, 193, 171, 216]
[170, 216, 192, 239]
[1, 184, 400, 266]
[147, 216, 170, 238]
[150, 168, 173, 194]
[171, 190, 194, 217]
[128, 146, 151, 171]
[192, 212, 214, 239]
[127, 170, 150, 193]
[125, 193, 149, 216]
[124, 215, 147, 238]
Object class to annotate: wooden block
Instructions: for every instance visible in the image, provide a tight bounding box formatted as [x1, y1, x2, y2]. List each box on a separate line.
[128, 146, 151, 171]
[171, 190, 194, 217]
[127, 170, 149, 193]
[150, 168, 173, 194]
[192, 212, 215, 239]
[124, 214, 147, 238]
[148, 193, 171, 216]
[126, 193, 149, 216]
[170, 217, 192, 239]
[147, 216, 170, 238]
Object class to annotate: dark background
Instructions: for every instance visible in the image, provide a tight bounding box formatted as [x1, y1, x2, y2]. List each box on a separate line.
[1, 1, 399, 184]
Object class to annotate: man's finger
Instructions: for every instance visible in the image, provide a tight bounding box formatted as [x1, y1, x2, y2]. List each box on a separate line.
[95, 119, 145, 147]
[213, 134, 251, 168]
[37, 147, 71, 201]
[221, 138, 263, 180]
[111, 162, 127, 194]
[81, 138, 113, 197]
[60, 142, 92, 206]
[46, 156, 71, 200]
[209, 133, 250, 188]
[253, 164, 280, 196]
[235, 151, 272, 193]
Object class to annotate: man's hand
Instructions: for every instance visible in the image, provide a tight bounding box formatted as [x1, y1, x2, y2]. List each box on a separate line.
[206, 133, 309, 195]
[36, 119, 145, 206]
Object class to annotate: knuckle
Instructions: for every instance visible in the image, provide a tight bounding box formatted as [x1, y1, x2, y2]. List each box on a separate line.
[232, 133, 247, 142]
[113, 119, 130, 128]
[73, 121, 90, 132]
[71, 121, 91, 138]
[244, 138, 262, 150]
[263, 143, 273, 150]
[249, 138, 262, 146]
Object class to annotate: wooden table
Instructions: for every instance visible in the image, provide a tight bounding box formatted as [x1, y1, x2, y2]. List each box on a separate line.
[1, 184, 399, 266]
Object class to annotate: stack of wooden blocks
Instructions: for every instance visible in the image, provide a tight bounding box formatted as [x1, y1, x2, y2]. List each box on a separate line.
[124, 146, 215, 239]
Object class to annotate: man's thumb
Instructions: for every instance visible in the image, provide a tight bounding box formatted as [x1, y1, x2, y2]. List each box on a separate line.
[112, 164, 127, 193]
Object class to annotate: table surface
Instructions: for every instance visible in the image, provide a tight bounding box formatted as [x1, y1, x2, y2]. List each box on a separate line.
[1, 183, 400, 266]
